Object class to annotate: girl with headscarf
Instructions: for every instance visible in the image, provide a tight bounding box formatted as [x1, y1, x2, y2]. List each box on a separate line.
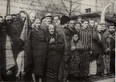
[46, 24, 64, 82]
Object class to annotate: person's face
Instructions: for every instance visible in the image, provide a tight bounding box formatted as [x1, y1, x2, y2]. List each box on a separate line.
[49, 25, 55, 34]
[0, 18, 3, 23]
[30, 13, 36, 23]
[95, 21, 98, 27]
[56, 20, 60, 26]
[109, 26, 115, 34]
[83, 21, 88, 29]
[89, 20, 95, 27]
[45, 17, 52, 25]
[69, 20, 75, 28]
[97, 25, 102, 32]
[20, 13, 26, 22]
[78, 17, 82, 23]
[101, 24, 106, 31]
[12, 16, 17, 20]
[53, 16, 59, 23]
[73, 34, 79, 41]
[34, 19, 41, 28]
[75, 23, 81, 30]
[6, 16, 12, 24]
[63, 22, 68, 27]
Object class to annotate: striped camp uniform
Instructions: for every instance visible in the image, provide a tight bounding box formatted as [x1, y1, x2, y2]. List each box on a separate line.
[79, 27, 92, 50]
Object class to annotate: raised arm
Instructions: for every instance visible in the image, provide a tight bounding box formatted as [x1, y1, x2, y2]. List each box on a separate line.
[101, 0, 114, 23]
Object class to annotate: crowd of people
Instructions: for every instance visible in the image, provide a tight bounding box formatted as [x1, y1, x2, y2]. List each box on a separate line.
[0, 10, 115, 82]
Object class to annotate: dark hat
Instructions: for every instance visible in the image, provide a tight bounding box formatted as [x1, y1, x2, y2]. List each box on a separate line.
[60, 15, 70, 25]
[41, 16, 45, 22]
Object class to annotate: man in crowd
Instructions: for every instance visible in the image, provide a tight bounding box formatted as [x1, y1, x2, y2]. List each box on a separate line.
[58, 15, 71, 82]
[102, 24, 115, 75]
[77, 16, 83, 25]
[0, 15, 16, 81]
[11, 14, 17, 21]
[89, 19, 97, 31]
[41, 13, 53, 31]
[96, 24, 104, 76]
[108, 24, 115, 75]
[53, 15, 61, 26]
[79, 20, 92, 81]
[44, 13, 53, 26]
[101, 23, 111, 75]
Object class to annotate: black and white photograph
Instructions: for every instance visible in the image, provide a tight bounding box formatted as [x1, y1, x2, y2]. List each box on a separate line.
[0, 0, 115, 82]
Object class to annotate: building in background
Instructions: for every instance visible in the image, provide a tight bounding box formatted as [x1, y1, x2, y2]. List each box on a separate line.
[80, 0, 116, 14]
[0, 0, 116, 17]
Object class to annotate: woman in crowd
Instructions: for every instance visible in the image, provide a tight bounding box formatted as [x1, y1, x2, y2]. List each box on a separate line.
[46, 24, 64, 82]
[0, 11, 115, 82]
[25, 18, 47, 82]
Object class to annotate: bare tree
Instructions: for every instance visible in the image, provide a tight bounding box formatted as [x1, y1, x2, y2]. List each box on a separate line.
[60, 0, 82, 17]
[49, 0, 82, 17]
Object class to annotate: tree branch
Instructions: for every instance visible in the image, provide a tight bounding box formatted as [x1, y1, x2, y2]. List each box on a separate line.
[71, 3, 80, 13]
[60, 0, 70, 13]
[50, 0, 63, 14]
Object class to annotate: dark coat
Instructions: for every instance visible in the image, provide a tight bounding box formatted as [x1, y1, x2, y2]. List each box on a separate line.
[101, 30, 115, 51]
[90, 30, 104, 60]
[25, 27, 47, 75]
[46, 32, 64, 81]
[68, 40, 83, 77]
[0, 24, 21, 81]
[11, 19, 24, 59]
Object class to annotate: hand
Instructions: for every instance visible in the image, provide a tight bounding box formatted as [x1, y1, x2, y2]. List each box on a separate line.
[49, 38, 55, 43]
[16, 72, 20, 78]
[51, 38, 55, 42]
[110, 0, 114, 3]
[90, 51, 93, 54]
[7, 70, 12, 75]
[105, 48, 110, 52]
[71, 46, 76, 51]
[109, 35, 112, 38]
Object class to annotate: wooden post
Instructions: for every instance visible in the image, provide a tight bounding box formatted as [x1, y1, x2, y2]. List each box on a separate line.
[6, 0, 10, 15]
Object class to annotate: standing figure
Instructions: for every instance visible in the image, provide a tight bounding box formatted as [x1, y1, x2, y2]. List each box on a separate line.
[101, 23, 111, 75]
[102, 24, 115, 75]
[96, 24, 104, 76]
[0, 16, 4, 81]
[88, 19, 103, 76]
[46, 24, 64, 82]
[67, 33, 84, 82]
[108, 24, 115, 75]
[25, 18, 47, 82]
[0, 15, 16, 81]
[79, 20, 93, 81]
[58, 15, 70, 82]
[11, 11, 30, 81]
